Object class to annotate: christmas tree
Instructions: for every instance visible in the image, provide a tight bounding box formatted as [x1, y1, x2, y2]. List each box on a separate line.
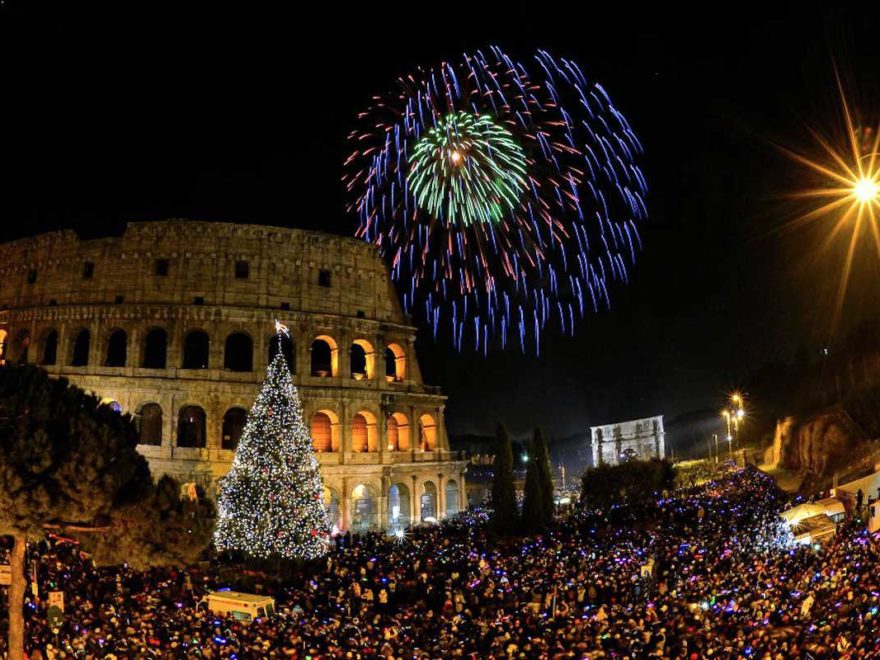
[214, 321, 329, 560]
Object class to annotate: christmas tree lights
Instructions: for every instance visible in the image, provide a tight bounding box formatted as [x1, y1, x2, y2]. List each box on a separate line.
[214, 321, 329, 559]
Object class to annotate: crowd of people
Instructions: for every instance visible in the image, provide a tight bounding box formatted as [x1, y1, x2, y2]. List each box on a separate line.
[7, 467, 880, 658]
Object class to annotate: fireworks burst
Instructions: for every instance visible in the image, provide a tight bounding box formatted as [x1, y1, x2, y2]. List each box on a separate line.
[344, 46, 648, 351]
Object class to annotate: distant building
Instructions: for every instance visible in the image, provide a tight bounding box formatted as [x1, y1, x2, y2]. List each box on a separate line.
[590, 415, 665, 467]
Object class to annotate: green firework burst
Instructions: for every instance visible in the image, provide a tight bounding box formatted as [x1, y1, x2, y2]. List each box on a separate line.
[409, 111, 528, 226]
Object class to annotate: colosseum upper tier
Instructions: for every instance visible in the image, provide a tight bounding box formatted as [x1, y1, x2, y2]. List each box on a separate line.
[0, 220, 467, 532]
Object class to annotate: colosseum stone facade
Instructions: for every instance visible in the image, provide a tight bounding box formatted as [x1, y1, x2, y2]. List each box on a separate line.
[0, 220, 467, 533]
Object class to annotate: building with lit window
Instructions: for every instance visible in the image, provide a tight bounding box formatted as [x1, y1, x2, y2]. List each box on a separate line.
[0, 220, 467, 532]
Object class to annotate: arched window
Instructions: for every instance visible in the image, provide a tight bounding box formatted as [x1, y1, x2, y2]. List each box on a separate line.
[105, 329, 127, 367]
[41, 330, 58, 365]
[351, 483, 377, 533]
[350, 343, 367, 379]
[323, 487, 341, 529]
[351, 414, 368, 452]
[12, 331, 30, 364]
[177, 406, 207, 448]
[350, 339, 375, 379]
[138, 403, 163, 446]
[445, 479, 460, 517]
[385, 343, 406, 381]
[268, 333, 295, 373]
[421, 481, 437, 521]
[388, 483, 411, 529]
[387, 412, 410, 451]
[310, 336, 337, 377]
[311, 412, 332, 452]
[142, 328, 168, 369]
[182, 331, 209, 369]
[224, 333, 253, 372]
[351, 411, 378, 452]
[70, 329, 90, 366]
[418, 413, 438, 451]
[222, 408, 247, 450]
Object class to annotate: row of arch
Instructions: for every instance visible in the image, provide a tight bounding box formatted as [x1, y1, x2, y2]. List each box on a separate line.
[6, 326, 408, 380]
[310, 410, 437, 452]
[135, 403, 248, 450]
[323, 479, 460, 532]
[132, 402, 438, 453]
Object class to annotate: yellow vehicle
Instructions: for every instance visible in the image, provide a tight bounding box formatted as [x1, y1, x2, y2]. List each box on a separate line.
[199, 591, 276, 622]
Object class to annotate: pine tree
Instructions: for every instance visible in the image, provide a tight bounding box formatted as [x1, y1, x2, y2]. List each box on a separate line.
[491, 423, 517, 531]
[522, 428, 555, 533]
[533, 427, 555, 522]
[214, 322, 329, 560]
[0, 364, 215, 658]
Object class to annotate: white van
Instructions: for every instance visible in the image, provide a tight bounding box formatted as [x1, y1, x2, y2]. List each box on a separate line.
[199, 591, 276, 622]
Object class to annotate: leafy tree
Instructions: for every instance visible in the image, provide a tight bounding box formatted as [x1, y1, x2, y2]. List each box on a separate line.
[490, 423, 517, 531]
[580, 458, 675, 511]
[85, 475, 216, 569]
[522, 428, 555, 532]
[0, 365, 215, 657]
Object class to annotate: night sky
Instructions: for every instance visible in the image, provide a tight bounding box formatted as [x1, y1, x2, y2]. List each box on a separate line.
[3, 1, 880, 440]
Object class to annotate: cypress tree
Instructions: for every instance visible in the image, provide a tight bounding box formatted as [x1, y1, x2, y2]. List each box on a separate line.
[491, 423, 518, 531]
[533, 428, 555, 521]
[522, 427, 555, 532]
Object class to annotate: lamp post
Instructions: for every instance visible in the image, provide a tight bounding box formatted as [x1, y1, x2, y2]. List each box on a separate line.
[722, 393, 746, 462]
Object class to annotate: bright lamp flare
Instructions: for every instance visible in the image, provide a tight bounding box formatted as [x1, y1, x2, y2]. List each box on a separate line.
[783, 76, 880, 340]
[854, 177, 879, 203]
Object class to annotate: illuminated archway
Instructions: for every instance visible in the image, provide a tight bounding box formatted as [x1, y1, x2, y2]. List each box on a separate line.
[351, 483, 378, 532]
[421, 481, 438, 521]
[311, 410, 340, 452]
[418, 413, 438, 451]
[323, 487, 341, 530]
[445, 479, 460, 517]
[310, 335, 338, 377]
[388, 482, 411, 529]
[385, 343, 406, 381]
[387, 412, 410, 451]
[350, 339, 375, 379]
[351, 410, 378, 452]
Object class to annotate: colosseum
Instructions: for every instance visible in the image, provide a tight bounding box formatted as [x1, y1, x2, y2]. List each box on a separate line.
[0, 220, 467, 533]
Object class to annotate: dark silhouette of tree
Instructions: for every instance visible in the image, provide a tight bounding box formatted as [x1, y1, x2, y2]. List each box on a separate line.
[521, 427, 555, 533]
[490, 423, 517, 532]
[0, 365, 215, 657]
[580, 458, 675, 511]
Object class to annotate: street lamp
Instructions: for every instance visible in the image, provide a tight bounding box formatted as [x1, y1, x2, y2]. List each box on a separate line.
[721, 409, 736, 460]
[854, 177, 879, 204]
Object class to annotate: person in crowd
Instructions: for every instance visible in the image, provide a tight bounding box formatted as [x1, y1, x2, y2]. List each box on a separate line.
[4, 468, 880, 658]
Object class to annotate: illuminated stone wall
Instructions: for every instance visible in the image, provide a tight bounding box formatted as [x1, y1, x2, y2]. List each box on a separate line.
[0, 220, 467, 531]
